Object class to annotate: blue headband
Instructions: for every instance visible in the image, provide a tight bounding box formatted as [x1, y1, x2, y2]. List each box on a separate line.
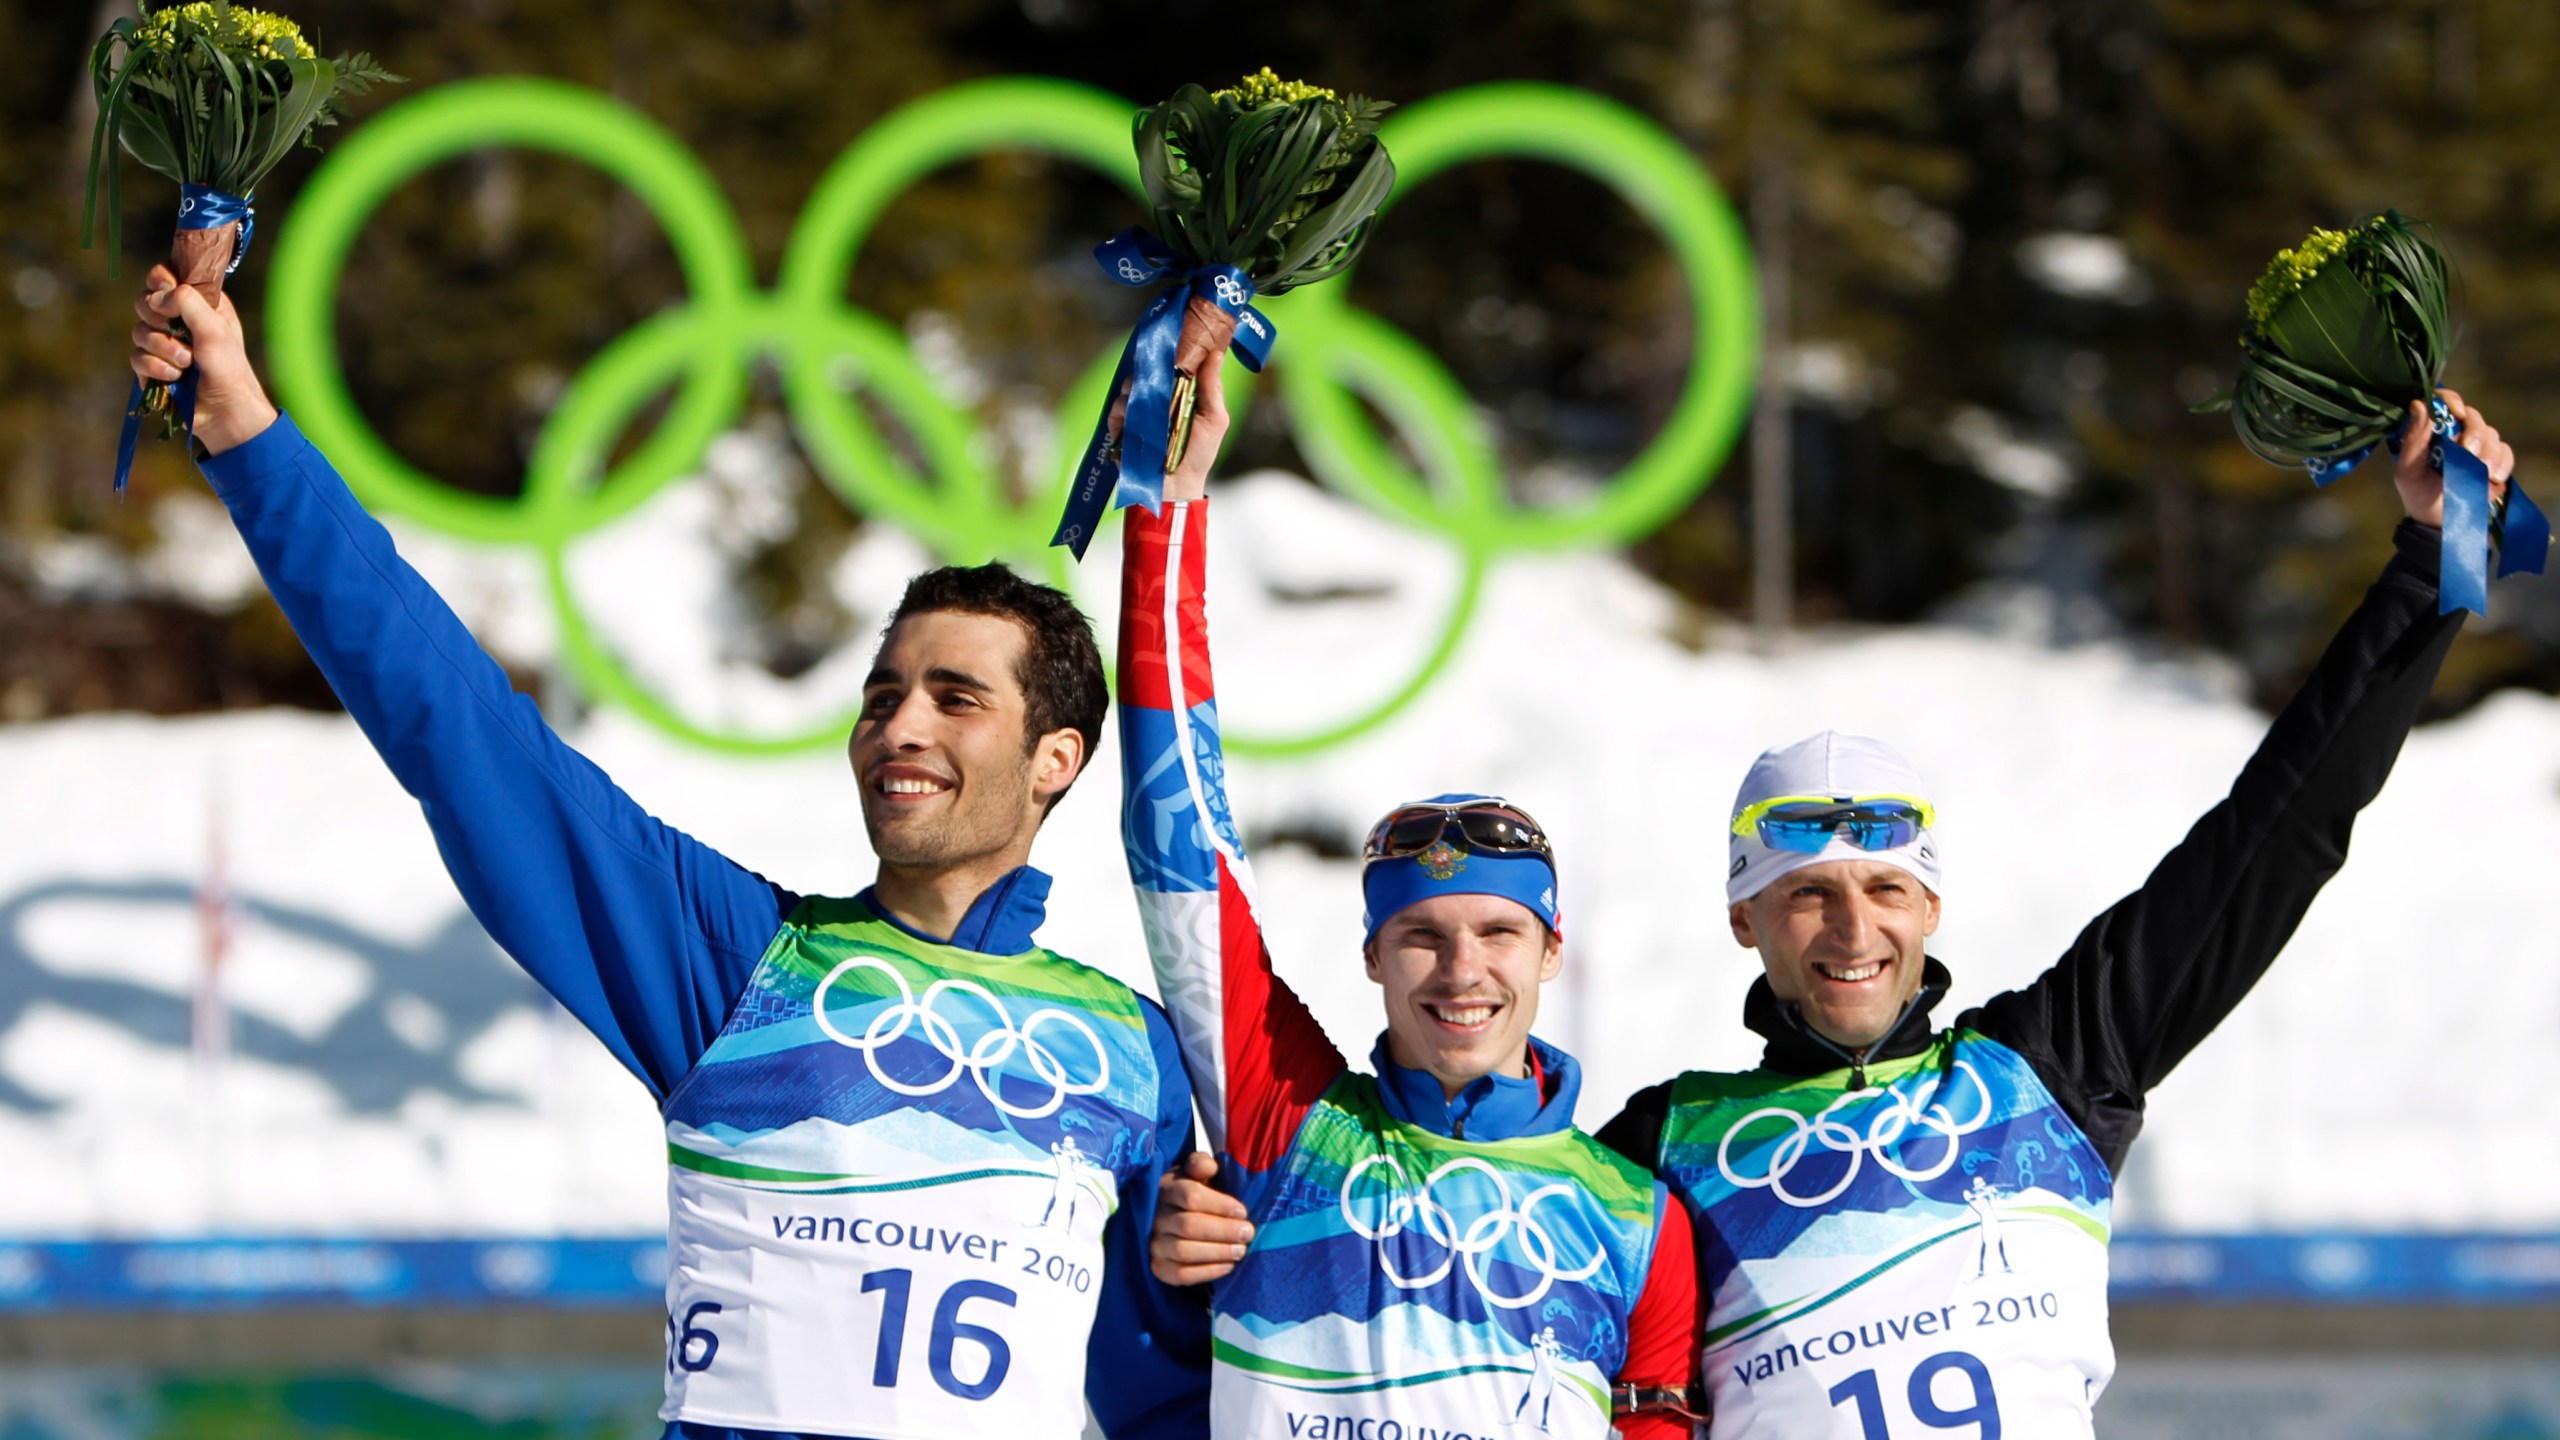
[1360, 795, 1561, 945]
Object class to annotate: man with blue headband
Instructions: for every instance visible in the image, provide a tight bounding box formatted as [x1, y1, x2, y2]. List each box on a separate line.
[1152, 386, 2515, 1436]
[1117, 348, 1702, 1440]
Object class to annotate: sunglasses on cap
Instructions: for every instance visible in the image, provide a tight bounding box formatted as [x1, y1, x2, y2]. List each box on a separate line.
[1730, 793, 1937, 854]
[1362, 799, 1553, 865]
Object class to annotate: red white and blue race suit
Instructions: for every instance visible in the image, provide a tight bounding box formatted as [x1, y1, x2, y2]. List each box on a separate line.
[1116, 497, 1701, 1440]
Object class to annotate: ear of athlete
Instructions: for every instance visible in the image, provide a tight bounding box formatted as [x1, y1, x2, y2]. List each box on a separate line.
[129, 264, 277, 457]
[1150, 1150, 1253, 1286]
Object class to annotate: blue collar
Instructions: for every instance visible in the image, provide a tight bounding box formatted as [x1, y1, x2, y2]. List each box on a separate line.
[857, 866, 1051, 955]
[1368, 1034, 1581, 1141]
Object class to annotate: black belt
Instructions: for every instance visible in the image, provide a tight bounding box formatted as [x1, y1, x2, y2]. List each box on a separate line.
[1610, 1382, 1709, 1423]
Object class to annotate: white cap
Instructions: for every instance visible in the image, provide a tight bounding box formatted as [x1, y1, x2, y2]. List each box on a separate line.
[1726, 731, 1943, 905]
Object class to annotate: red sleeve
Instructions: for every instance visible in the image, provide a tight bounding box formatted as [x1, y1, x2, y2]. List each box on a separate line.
[1119, 499, 1347, 1171]
[1614, 1195, 1703, 1440]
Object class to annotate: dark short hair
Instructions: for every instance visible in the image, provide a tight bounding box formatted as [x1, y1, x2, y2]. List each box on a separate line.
[882, 563, 1108, 797]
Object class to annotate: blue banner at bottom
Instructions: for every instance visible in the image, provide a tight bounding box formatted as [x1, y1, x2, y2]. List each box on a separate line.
[4, 1233, 2560, 1310]
[0, 1237, 667, 1311]
[2109, 1232, 2560, 1304]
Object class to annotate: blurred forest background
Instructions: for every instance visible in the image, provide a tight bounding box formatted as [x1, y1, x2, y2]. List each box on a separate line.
[6, 0, 2559, 726]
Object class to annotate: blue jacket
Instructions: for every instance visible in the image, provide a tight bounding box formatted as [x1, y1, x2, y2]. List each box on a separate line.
[202, 414, 1208, 1440]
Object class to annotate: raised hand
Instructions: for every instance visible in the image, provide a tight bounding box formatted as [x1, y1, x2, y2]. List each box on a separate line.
[2393, 388, 2513, 529]
[1160, 347, 1230, 504]
[129, 262, 277, 457]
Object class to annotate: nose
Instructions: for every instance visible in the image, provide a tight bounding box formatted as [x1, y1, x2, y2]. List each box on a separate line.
[869, 689, 939, 755]
[1824, 890, 1881, 952]
[1437, 935, 1492, 992]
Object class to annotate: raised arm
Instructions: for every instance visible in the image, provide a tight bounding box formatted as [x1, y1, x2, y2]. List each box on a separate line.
[1116, 352, 1345, 1171]
[1969, 396, 2509, 1154]
[135, 270, 790, 1098]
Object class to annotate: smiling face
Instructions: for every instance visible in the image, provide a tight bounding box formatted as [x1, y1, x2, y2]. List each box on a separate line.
[1365, 893, 1563, 1099]
[1731, 858, 1939, 1051]
[850, 610, 1083, 874]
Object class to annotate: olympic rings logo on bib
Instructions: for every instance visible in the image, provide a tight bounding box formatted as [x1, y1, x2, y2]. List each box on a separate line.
[1715, 1060, 1995, 1208]
[811, 955, 1110, 1120]
[265, 76, 1755, 757]
[1338, 1153, 1609, 1310]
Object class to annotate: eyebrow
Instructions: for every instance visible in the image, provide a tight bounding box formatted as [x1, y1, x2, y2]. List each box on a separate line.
[925, 665, 997, 693]
[862, 665, 1000, 693]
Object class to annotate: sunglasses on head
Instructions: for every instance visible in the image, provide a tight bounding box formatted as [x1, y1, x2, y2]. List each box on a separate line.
[1730, 793, 1937, 854]
[1362, 799, 1553, 865]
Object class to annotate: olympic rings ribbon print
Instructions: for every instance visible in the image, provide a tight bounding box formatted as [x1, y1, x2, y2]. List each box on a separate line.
[265, 76, 1757, 758]
[178, 183, 259, 276]
[1053, 230, 1275, 557]
[2316, 398, 2550, 617]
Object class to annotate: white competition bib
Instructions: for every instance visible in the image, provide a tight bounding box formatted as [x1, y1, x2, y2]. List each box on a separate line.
[1663, 1033, 2118, 1440]
[1210, 1341, 1613, 1440]
[661, 1161, 1114, 1438]
[655, 900, 1165, 1437]
[1702, 1188, 2112, 1438]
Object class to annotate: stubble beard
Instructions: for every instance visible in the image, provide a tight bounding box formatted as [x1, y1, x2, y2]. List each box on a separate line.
[864, 753, 1037, 873]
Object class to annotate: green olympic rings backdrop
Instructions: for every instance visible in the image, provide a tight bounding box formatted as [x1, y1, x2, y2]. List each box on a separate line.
[266, 76, 1756, 758]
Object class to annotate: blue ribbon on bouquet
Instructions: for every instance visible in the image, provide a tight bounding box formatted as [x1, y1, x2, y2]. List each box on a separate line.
[1051, 228, 1276, 558]
[2304, 396, 2549, 616]
[114, 183, 257, 496]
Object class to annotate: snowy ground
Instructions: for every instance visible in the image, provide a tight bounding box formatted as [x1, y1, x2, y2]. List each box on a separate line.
[4, 460, 2557, 1240]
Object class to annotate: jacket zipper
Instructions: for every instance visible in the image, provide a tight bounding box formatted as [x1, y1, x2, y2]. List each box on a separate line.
[1787, 989, 1928, 1092]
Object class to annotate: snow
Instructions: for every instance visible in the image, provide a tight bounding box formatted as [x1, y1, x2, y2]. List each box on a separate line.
[2016, 231, 2150, 304]
[3, 459, 2556, 1240]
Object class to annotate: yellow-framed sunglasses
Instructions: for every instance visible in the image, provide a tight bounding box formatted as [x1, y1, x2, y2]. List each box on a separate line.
[1729, 794, 1938, 854]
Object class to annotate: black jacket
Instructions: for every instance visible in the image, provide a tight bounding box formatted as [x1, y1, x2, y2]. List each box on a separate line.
[1599, 520, 2464, 1176]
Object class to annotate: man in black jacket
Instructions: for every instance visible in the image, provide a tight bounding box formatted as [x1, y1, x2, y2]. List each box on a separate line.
[1148, 391, 2520, 1439]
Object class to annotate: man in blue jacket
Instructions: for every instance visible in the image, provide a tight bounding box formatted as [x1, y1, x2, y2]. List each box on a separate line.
[129, 266, 1204, 1440]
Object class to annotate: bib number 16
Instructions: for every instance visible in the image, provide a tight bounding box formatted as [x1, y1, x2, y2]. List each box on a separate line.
[667, 1269, 1018, 1402]
[1828, 1350, 2001, 1438]
[862, 1268, 1018, 1401]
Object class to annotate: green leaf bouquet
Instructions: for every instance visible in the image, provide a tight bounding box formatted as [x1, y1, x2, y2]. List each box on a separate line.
[82, 1, 397, 472]
[2207, 211, 2449, 475]
[1054, 70, 1394, 554]
[1140, 68, 1395, 464]
[2203, 210, 2546, 611]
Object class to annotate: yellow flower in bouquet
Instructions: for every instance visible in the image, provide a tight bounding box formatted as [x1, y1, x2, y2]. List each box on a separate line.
[82, 0, 400, 485]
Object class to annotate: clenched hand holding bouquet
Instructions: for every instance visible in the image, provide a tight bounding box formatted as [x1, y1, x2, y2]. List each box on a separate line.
[83, 1, 396, 490]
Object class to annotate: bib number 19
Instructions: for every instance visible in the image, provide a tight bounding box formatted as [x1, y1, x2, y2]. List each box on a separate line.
[1828, 1351, 2001, 1438]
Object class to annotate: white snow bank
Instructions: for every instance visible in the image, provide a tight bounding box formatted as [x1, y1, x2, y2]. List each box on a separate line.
[2, 463, 2554, 1237]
